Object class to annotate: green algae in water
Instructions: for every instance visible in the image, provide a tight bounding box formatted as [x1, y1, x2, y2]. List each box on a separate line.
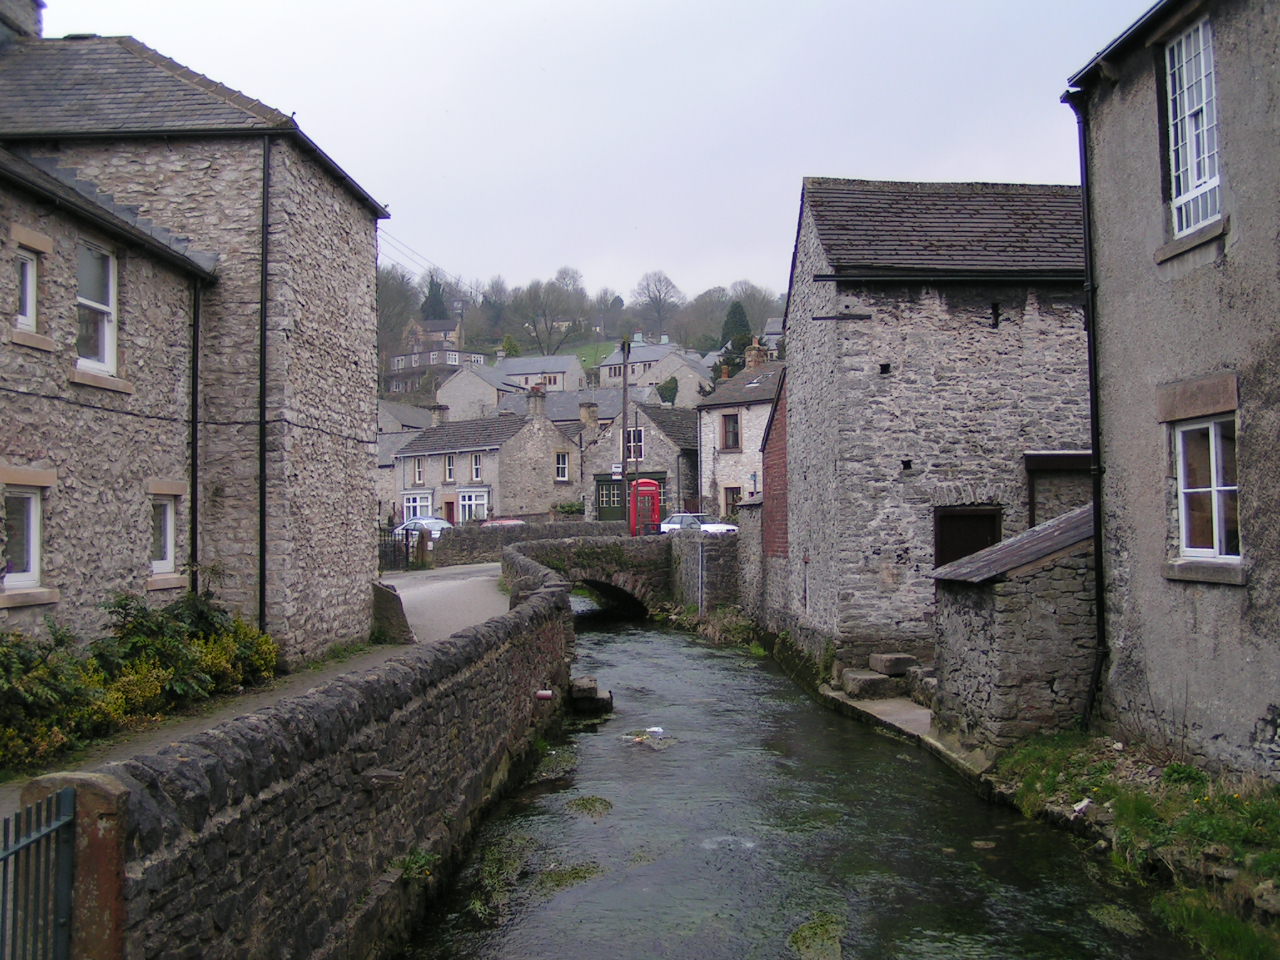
[530, 745, 578, 783]
[536, 860, 603, 893]
[467, 832, 536, 923]
[566, 795, 613, 818]
[1088, 904, 1147, 937]
[788, 911, 845, 960]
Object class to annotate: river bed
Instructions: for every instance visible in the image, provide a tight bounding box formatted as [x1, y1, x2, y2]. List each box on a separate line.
[404, 615, 1197, 959]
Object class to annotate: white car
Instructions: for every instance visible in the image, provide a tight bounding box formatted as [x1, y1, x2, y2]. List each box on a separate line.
[393, 516, 453, 540]
[658, 513, 738, 534]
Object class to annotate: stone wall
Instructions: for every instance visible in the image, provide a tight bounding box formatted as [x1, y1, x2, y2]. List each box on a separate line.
[429, 520, 626, 566]
[698, 400, 771, 517]
[782, 204, 1089, 663]
[932, 545, 1097, 755]
[24, 571, 573, 960]
[1, 185, 195, 637]
[511, 535, 672, 611]
[497, 416, 583, 516]
[669, 529, 739, 613]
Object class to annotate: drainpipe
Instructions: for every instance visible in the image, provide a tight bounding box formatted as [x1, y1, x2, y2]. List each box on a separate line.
[258, 135, 272, 632]
[189, 279, 202, 589]
[1064, 88, 1109, 725]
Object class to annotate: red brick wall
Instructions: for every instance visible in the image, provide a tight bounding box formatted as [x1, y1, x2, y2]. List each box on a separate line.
[762, 382, 788, 557]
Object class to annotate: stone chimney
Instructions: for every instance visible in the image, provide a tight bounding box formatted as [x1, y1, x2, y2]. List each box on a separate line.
[721, 365, 732, 381]
[429, 404, 449, 427]
[578, 401, 599, 431]
[0, 0, 42, 40]
[745, 338, 767, 370]
[527, 386, 546, 419]
[496, 348, 506, 360]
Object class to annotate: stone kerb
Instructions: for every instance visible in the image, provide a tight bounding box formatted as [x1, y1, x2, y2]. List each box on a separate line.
[25, 582, 573, 960]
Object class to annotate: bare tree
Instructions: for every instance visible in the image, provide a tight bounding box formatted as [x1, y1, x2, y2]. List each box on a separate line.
[510, 267, 590, 354]
[632, 271, 686, 340]
[376, 263, 422, 364]
[728, 280, 784, 334]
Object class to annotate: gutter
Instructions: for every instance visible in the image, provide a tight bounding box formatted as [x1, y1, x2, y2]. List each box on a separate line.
[189, 280, 202, 587]
[1063, 88, 1110, 726]
[258, 135, 271, 632]
[813, 270, 1084, 285]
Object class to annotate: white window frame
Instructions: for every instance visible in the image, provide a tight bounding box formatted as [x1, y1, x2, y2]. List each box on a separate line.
[15, 248, 37, 332]
[471, 453, 483, 482]
[75, 241, 117, 375]
[458, 488, 488, 522]
[444, 454, 455, 483]
[624, 427, 644, 462]
[413, 457, 424, 485]
[446, 351, 459, 365]
[393, 355, 407, 371]
[3, 487, 42, 588]
[403, 494, 430, 519]
[150, 496, 176, 575]
[1174, 414, 1239, 559]
[555, 452, 569, 481]
[1167, 17, 1220, 237]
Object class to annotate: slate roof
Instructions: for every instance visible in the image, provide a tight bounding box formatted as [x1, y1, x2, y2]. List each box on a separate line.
[395, 413, 582, 457]
[802, 178, 1084, 279]
[495, 355, 581, 376]
[376, 431, 416, 468]
[499, 387, 648, 422]
[696, 361, 785, 410]
[0, 146, 217, 278]
[600, 342, 698, 367]
[0, 35, 387, 217]
[445, 364, 520, 392]
[930, 504, 1094, 584]
[638, 404, 698, 450]
[377, 400, 433, 433]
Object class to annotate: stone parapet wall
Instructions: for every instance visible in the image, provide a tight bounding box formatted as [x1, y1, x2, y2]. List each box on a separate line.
[932, 546, 1096, 754]
[669, 530, 738, 613]
[25, 574, 573, 960]
[430, 520, 626, 566]
[510, 535, 671, 611]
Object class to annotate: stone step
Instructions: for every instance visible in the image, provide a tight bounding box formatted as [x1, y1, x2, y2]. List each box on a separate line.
[840, 668, 907, 699]
[868, 652, 919, 677]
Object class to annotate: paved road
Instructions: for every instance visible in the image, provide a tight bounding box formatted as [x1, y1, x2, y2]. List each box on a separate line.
[0, 563, 508, 819]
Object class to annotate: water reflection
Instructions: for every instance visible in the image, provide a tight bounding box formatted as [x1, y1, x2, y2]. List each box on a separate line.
[405, 617, 1195, 960]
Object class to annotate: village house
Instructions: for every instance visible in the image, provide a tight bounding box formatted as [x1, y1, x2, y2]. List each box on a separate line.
[0, 2, 385, 660]
[1066, 0, 1280, 776]
[696, 346, 783, 517]
[598, 337, 711, 402]
[383, 347, 484, 394]
[376, 400, 434, 525]
[765, 178, 1091, 665]
[494, 353, 586, 391]
[436, 363, 521, 419]
[583, 403, 698, 521]
[393, 392, 585, 523]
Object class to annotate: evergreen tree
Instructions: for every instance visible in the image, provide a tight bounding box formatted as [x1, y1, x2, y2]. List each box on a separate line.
[422, 277, 449, 323]
[719, 301, 753, 376]
[501, 334, 522, 358]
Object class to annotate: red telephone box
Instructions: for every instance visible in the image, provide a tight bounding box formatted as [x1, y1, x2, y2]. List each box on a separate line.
[629, 479, 662, 536]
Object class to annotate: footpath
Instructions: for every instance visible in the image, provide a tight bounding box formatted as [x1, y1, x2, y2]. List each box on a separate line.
[0, 562, 509, 820]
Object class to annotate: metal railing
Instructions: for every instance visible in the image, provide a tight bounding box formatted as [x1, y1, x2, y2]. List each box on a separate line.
[1, 788, 75, 960]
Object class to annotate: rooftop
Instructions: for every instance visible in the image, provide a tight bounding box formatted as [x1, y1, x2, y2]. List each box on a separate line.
[930, 504, 1093, 583]
[696, 361, 785, 410]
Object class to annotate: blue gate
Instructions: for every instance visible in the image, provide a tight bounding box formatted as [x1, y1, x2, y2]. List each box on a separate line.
[1, 788, 75, 959]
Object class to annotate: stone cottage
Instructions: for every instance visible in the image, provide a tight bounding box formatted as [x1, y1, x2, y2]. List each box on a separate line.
[393, 393, 585, 523]
[0, 5, 386, 660]
[1066, 0, 1280, 776]
[696, 349, 783, 517]
[769, 178, 1090, 665]
[494, 354, 586, 391]
[583, 403, 698, 521]
[436, 363, 521, 420]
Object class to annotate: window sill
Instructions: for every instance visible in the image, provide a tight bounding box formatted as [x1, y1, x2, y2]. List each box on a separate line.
[69, 368, 135, 394]
[8, 328, 57, 352]
[554, 479, 572, 485]
[1163, 559, 1246, 586]
[0, 587, 61, 608]
[146, 573, 189, 592]
[719, 447, 743, 454]
[1154, 216, 1228, 265]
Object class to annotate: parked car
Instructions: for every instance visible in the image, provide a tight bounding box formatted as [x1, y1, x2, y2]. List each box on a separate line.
[481, 518, 526, 527]
[658, 513, 739, 534]
[394, 516, 453, 540]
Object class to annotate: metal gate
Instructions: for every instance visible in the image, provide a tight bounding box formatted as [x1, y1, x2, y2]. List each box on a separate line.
[1, 788, 75, 959]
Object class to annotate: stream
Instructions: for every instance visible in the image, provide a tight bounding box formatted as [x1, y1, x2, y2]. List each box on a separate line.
[403, 611, 1198, 959]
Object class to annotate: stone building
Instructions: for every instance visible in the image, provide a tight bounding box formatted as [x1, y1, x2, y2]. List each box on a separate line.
[696, 350, 783, 517]
[1066, 0, 1280, 776]
[598, 338, 710, 401]
[494, 354, 587, 391]
[771, 178, 1090, 665]
[393, 395, 585, 523]
[436, 364, 520, 419]
[583, 403, 698, 521]
[0, 8, 386, 659]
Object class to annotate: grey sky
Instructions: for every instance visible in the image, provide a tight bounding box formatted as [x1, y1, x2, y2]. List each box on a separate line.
[43, 1, 1152, 301]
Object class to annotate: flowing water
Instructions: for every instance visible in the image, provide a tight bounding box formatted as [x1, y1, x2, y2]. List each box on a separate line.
[405, 613, 1197, 959]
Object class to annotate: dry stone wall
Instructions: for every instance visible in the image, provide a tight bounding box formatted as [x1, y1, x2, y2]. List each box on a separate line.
[428, 520, 626, 566]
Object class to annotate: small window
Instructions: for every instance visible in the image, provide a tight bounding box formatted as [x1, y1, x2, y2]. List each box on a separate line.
[414, 457, 424, 485]
[724, 486, 742, 515]
[471, 453, 483, 482]
[402, 494, 430, 520]
[934, 506, 1002, 567]
[15, 248, 37, 332]
[1167, 18, 1220, 236]
[555, 452, 569, 481]
[447, 351, 459, 365]
[444, 454, 455, 483]
[721, 414, 741, 450]
[150, 497, 176, 574]
[75, 242, 117, 374]
[1175, 415, 1239, 558]
[624, 427, 644, 462]
[459, 489, 488, 521]
[3, 487, 41, 588]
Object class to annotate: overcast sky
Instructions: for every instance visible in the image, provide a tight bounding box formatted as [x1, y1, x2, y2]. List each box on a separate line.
[42, 1, 1153, 301]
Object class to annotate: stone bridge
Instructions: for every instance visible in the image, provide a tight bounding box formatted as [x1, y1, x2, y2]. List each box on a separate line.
[503, 532, 741, 616]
